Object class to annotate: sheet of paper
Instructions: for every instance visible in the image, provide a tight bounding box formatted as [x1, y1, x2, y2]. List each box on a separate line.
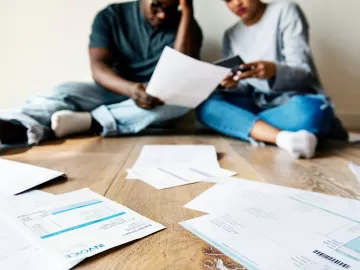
[146, 47, 230, 108]
[131, 166, 236, 189]
[181, 192, 360, 270]
[0, 158, 65, 195]
[181, 212, 356, 269]
[127, 145, 220, 180]
[184, 177, 360, 222]
[2, 188, 165, 261]
[0, 191, 80, 270]
[349, 162, 360, 182]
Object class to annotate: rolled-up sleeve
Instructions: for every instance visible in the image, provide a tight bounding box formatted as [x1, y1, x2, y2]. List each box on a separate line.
[271, 3, 317, 92]
[89, 10, 112, 49]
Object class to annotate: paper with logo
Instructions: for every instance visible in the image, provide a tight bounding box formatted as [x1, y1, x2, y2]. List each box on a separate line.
[0, 190, 80, 270]
[127, 145, 221, 180]
[2, 188, 166, 261]
[146, 47, 230, 108]
[0, 158, 66, 195]
[182, 179, 360, 269]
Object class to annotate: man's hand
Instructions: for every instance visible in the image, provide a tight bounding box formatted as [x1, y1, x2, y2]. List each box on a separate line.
[238, 61, 277, 80]
[179, 0, 193, 14]
[130, 83, 164, 110]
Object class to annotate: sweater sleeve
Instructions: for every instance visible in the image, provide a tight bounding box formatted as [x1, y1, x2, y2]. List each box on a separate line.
[271, 3, 318, 92]
[222, 31, 233, 58]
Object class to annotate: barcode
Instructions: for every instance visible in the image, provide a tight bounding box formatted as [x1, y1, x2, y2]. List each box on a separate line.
[313, 250, 350, 269]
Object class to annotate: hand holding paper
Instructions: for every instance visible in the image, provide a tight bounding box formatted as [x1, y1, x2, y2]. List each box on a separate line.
[146, 47, 230, 108]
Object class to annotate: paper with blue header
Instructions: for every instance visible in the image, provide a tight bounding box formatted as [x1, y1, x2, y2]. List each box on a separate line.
[2, 188, 165, 261]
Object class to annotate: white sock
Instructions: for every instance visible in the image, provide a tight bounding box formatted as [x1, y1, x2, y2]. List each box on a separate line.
[276, 130, 318, 159]
[51, 110, 92, 138]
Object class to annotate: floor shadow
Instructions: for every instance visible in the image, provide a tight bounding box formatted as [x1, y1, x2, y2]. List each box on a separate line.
[217, 152, 225, 160]
[0, 144, 32, 156]
[17, 175, 68, 194]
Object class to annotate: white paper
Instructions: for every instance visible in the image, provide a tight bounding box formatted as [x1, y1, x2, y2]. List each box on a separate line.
[0, 191, 80, 270]
[146, 47, 230, 108]
[0, 158, 65, 195]
[349, 162, 360, 182]
[182, 178, 360, 269]
[131, 166, 236, 190]
[182, 189, 360, 269]
[127, 145, 220, 180]
[181, 211, 357, 270]
[184, 177, 360, 222]
[2, 188, 165, 261]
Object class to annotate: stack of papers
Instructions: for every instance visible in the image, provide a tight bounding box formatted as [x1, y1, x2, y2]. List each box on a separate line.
[127, 145, 237, 189]
[181, 178, 360, 270]
[0, 158, 66, 195]
[0, 188, 165, 269]
[0, 191, 81, 270]
[146, 47, 230, 108]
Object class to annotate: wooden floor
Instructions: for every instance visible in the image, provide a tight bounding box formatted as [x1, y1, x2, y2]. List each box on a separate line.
[2, 135, 360, 270]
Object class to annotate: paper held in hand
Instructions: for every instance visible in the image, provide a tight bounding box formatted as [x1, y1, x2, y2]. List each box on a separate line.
[146, 47, 230, 108]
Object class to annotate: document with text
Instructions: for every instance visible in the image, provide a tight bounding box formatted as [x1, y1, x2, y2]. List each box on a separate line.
[0, 191, 80, 270]
[182, 178, 360, 269]
[2, 188, 166, 261]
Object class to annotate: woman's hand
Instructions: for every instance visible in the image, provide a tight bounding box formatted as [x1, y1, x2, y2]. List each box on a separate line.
[220, 72, 240, 89]
[220, 61, 277, 89]
[238, 61, 277, 80]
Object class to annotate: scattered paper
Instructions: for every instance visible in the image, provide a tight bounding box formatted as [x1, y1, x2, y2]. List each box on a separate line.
[0, 158, 65, 195]
[146, 47, 230, 108]
[181, 208, 356, 270]
[131, 166, 236, 190]
[0, 191, 80, 270]
[127, 145, 220, 180]
[182, 178, 360, 269]
[184, 178, 360, 221]
[2, 188, 165, 261]
[349, 162, 360, 182]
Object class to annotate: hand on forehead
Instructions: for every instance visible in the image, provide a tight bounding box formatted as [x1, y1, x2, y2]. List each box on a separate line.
[152, 0, 179, 7]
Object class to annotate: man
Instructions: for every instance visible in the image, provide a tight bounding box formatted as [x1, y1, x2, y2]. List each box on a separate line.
[0, 0, 202, 147]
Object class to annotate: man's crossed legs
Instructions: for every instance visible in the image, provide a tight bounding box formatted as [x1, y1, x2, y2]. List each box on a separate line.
[0, 82, 190, 146]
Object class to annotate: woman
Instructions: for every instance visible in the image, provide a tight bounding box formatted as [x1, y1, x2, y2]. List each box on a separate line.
[196, 0, 348, 159]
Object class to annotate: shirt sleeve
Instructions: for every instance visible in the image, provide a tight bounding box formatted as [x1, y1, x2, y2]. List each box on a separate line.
[89, 9, 112, 49]
[271, 3, 318, 92]
[222, 31, 233, 58]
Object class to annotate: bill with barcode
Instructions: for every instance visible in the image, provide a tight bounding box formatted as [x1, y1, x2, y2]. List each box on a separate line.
[181, 178, 360, 270]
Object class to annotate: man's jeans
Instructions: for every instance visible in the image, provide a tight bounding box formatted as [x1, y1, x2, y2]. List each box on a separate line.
[0, 82, 190, 145]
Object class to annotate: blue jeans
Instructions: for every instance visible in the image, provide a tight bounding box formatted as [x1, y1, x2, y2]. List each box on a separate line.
[0, 82, 190, 145]
[196, 92, 347, 142]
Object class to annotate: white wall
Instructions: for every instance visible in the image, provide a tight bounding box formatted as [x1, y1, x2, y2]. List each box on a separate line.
[1, 0, 359, 127]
